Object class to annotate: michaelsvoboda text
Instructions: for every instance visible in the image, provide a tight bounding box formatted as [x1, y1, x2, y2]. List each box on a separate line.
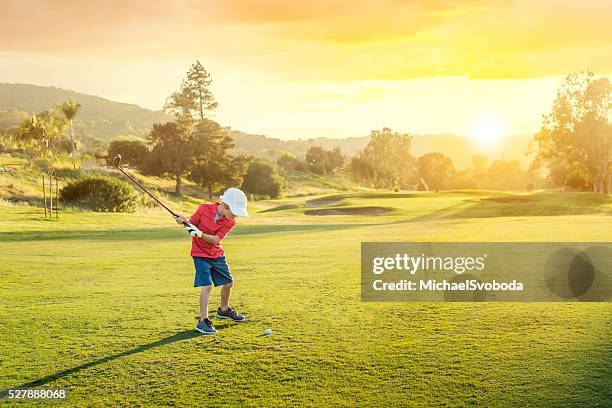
[372, 279, 524, 291]
[371, 253, 524, 292]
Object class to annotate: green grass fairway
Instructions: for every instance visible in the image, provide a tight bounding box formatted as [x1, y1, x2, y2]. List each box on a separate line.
[1, 191, 611, 406]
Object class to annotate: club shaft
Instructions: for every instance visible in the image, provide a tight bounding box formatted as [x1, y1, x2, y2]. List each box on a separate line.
[116, 166, 177, 217]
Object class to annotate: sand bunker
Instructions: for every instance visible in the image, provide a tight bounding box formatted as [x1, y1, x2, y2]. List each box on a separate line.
[481, 197, 535, 204]
[305, 207, 390, 216]
[305, 196, 343, 208]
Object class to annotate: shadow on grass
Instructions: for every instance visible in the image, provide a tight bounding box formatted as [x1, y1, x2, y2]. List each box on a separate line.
[304, 206, 391, 216]
[0, 329, 202, 397]
[259, 204, 300, 213]
[448, 195, 612, 219]
[0, 194, 44, 207]
[381, 192, 612, 223]
[305, 192, 419, 207]
[0, 228, 186, 242]
[377, 201, 470, 226]
[0, 223, 376, 242]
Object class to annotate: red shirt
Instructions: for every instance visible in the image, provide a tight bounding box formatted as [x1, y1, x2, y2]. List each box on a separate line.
[189, 203, 236, 258]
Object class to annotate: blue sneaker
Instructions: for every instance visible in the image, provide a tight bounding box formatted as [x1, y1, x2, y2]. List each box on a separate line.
[217, 307, 246, 322]
[195, 318, 217, 334]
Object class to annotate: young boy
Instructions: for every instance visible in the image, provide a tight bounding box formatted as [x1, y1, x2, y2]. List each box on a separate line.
[174, 187, 249, 334]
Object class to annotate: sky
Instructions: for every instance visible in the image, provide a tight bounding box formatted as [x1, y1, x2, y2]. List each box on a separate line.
[1, 0, 611, 141]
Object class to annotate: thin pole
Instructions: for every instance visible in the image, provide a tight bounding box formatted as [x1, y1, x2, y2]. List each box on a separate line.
[42, 175, 47, 218]
[49, 174, 53, 220]
[55, 176, 59, 218]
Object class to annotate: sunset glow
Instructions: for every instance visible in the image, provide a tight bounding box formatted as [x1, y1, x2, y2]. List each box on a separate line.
[471, 115, 506, 148]
[1, 0, 611, 139]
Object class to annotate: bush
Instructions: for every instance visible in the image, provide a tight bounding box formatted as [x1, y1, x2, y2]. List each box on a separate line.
[294, 160, 309, 172]
[52, 167, 84, 179]
[305, 146, 345, 175]
[33, 158, 52, 172]
[107, 138, 150, 169]
[60, 176, 138, 212]
[276, 152, 299, 170]
[241, 160, 284, 198]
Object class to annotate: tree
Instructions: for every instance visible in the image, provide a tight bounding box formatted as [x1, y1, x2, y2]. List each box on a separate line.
[80, 135, 107, 160]
[486, 159, 526, 190]
[241, 160, 284, 198]
[468, 154, 488, 189]
[531, 71, 612, 193]
[188, 119, 237, 197]
[350, 154, 375, 183]
[107, 139, 150, 169]
[276, 151, 299, 170]
[351, 128, 414, 188]
[0, 131, 14, 152]
[417, 152, 456, 192]
[155, 62, 222, 195]
[328, 147, 345, 171]
[472, 154, 487, 173]
[16, 115, 47, 154]
[146, 122, 192, 195]
[305, 146, 327, 175]
[16, 111, 67, 158]
[563, 162, 592, 191]
[60, 98, 81, 169]
[305, 146, 345, 175]
[452, 168, 477, 189]
[165, 61, 218, 123]
[216, 155, 253, 194]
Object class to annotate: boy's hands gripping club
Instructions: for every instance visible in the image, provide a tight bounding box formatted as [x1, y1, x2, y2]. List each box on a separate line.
[174, 215, 203, 238]
[175, 214, 226, 244]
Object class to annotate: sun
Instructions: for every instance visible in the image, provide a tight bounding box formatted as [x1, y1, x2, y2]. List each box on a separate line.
[470, 115, 506, 148]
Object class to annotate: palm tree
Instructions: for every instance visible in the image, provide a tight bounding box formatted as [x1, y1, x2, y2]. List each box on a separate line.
[17, 115, 46, 151]
[17, 111, 65, 158]
[60, 98, 81, 169]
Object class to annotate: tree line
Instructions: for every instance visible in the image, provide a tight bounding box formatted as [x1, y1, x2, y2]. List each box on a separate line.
[531, 71, 611, 193]
[3, 67, 609, 195]
[107, 61, 283, 198]
[0, 61, 283, 198]
[2, 99, 82, 168]
[346, 128, 534, 192]
[348, 71, 611, 193]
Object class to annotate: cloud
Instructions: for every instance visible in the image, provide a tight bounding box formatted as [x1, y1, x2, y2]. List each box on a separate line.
[211, 0, 488, 43]
[0, 0, 610, 80]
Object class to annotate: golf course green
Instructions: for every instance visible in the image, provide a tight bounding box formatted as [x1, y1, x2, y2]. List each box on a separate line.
[1, 191, 611, 406]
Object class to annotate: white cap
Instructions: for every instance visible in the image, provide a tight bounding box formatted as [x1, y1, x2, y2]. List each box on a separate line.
[220, 188, 249, 217]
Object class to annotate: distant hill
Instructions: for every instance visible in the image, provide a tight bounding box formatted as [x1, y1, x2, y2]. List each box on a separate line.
[229, 130, 370, 158]
[0, 83, 168, 138]
[411, 133, 533, 169]
[230, 129, 533, 169]
[0, 108, 29, 132]
[0, 83, 533, 169]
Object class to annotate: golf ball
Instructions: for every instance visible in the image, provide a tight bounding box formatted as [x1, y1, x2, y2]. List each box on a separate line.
[264, 328, 272, 335]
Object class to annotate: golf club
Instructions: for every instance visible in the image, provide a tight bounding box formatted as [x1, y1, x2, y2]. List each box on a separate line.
[113, 154, 203, 237]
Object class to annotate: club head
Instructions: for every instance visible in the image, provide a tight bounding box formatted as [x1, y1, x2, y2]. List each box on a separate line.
[114, 154, 122, 168]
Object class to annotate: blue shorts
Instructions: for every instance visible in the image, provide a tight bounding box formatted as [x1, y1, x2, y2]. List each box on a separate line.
[193, 256, 233, 287]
